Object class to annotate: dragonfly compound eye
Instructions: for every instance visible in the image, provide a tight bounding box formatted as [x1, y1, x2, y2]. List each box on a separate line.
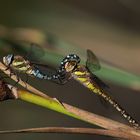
[3, 54, 14, 66]
[64, 61, 77, 72]
[61, 54, 81, 72]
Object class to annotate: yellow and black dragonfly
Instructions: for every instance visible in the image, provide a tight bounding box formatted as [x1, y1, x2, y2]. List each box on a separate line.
[2, 43, 59, 82]
[56, 49, 139, 128]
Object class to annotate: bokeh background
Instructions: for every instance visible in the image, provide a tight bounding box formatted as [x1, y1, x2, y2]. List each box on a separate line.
[0, 0, 140, 140]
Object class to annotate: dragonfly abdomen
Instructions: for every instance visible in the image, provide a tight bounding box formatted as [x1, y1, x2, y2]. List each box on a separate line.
[31, 69, 60, 80]
[78, 74, 140, 128]
[97, 90, 139, 128]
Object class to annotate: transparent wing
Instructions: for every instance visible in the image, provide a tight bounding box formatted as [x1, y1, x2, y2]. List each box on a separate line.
[31, 62, 56, 71]
[86, 49, 101, 73]
[27, 43, 45, 61]
[90, 69, 110, 108]
[90, 73, 109, 90]
[23, 43, 45, 62]
[86, 50, 109, 91]
[7, 41, 45, 62]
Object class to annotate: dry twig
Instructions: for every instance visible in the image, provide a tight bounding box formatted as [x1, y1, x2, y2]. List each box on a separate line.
[0, 127, 139, 140]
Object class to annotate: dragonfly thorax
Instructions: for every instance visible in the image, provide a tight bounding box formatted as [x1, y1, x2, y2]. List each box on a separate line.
[64, 61, 77, 72]
[72, 65, 90, 80]
[11, 55, 32, 72]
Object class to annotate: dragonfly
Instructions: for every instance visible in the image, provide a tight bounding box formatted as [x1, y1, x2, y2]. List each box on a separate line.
[55, 49, 139, 128]
[2, 54, 59, 81]
[2, 42, 62, 83]
[2, 55, 65, 107]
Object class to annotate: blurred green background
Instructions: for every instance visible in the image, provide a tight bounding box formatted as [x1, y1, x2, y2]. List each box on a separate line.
[0, 0, 140, 140]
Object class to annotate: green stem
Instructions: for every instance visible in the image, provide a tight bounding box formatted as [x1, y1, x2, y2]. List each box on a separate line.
[18, 90, 82, 122]
[18, 90, 139, 133]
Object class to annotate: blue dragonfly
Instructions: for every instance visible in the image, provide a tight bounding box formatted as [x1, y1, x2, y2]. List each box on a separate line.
[2, 42, 60, 81]
[2, 53, 59, 81]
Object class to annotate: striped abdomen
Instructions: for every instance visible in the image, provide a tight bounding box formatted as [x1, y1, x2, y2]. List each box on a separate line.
[31, 69, 58, 80]
[98, 90, 139, 128]
[73, 70, 139, 128]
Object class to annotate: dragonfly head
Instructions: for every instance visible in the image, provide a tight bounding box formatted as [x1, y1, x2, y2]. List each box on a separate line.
[60, 54, 80, 72]
[3, 54, 14, 66]
[64, 61, 77, 72]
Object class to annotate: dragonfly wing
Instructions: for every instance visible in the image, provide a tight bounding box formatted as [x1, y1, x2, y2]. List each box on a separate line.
[86, 49, 101, 73]
[90, 74, 109, 90]
[25, 43, 45, 62]
[31, 61, 56, 72]
[86, 50, 110, 106]
[9, 41, 45, 62]
[90, 73, 110, 108]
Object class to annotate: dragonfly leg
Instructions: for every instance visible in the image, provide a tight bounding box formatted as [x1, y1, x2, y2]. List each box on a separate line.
[4, 66, 10, 71]
[58, 73, 71, 85]
[9, 71, 15, 77]
[51, 77, 67, 85]
[58, 78, 67, 85]
[59, 77, 69, 85]
[10, 72, 20, 87]
[0, 66, 14, 78]
[13, 76, 20, 87]
[51, 79, 65, 85]
[4, 66, 15, 78]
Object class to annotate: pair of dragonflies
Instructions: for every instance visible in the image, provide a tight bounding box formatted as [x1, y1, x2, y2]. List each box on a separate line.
[2, 47, 140, 128]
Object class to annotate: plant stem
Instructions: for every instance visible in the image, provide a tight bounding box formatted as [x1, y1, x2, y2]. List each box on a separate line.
[17, 90, 140, 139]
[0, 127, 139, 140]
[0, 62, 49, 98]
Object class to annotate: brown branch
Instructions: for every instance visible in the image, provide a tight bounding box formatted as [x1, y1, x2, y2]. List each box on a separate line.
[0, 62, 140, 140]
[0, 127, 139, 140]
